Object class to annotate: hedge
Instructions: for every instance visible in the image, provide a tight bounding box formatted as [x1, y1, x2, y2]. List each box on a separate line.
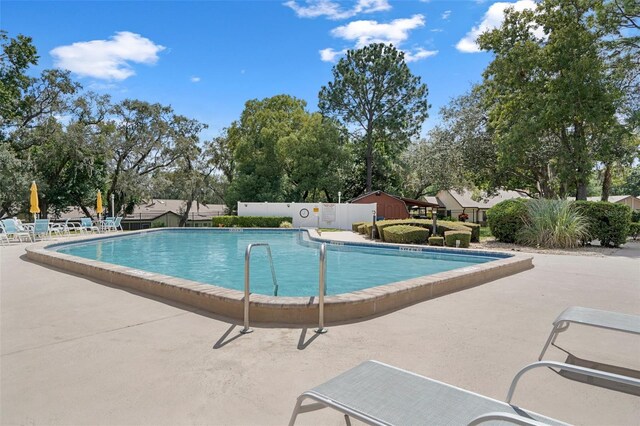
[211, 216, 293, 228]
[487, 199, 529, 243]
[384, 225, 429, 244]
[629, 222, 640, 240]
[428, 236, 444, 246]
[444, 230, 472, 248]
[459, 223, 480, 242]
[573, 201, 631, 247]
[364, 222, 375, 237]
[374, 219, 469, 242]
[352, 222, 366, 232]
[357, 224, 368, 234]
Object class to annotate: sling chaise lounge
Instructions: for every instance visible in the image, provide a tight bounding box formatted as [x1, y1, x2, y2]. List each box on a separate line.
[539, 307, 640, 361]
[289, 360, 640, 425]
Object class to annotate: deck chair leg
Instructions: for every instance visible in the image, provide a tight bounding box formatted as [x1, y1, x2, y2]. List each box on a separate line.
[538, 322, 569, 360]
[344, 414, 352, 426]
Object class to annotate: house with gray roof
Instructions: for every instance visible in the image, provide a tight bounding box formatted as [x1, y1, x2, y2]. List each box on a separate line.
[426, 189, 529, 224]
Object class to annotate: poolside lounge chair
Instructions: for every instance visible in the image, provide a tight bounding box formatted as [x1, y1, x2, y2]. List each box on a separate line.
[1, 219, 32, 242]
[289, 360, 639, 425]
[102, 216, 122, 232]
[31, 218, 50, 241]
[80, 218, 100, 233]
[539, 306, 640, 361]
[0, 222, 10, 245]
[61, 218, 82, 234]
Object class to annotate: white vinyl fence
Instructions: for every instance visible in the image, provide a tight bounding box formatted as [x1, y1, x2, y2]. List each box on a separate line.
[238, 202, 376, 230]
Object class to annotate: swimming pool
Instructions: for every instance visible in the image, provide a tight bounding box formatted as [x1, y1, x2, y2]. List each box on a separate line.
[27, 229, 533, 325]
[53, 229, 505, 297]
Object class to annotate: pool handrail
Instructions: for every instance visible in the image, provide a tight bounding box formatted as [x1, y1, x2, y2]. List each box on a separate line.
[315, 243, 328, 334]
[241, 242, 279, 334]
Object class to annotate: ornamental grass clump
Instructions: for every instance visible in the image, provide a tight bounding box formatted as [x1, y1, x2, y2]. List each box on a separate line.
[517, 199, 589, 249]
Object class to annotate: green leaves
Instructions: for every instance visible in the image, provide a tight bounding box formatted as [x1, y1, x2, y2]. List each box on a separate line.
[319, 43, 429, 192]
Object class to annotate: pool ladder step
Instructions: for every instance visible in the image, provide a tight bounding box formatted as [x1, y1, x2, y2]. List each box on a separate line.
[241, 242, 327, 335]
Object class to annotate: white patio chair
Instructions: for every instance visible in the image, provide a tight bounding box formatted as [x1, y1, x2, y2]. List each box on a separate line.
[289, 360, 639, 425]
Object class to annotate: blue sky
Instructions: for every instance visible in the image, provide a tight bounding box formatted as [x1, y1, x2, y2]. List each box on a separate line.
[2, 0, 536, 140]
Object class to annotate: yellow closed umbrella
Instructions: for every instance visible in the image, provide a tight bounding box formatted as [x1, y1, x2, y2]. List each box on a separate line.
[96, 190, 104, 218]
[29, 181, 40, 219]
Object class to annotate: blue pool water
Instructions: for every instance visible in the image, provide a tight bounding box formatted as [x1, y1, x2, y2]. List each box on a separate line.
[53, 230, 505, 297]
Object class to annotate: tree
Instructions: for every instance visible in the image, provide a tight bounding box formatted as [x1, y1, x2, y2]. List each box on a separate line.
[478, 0, 625, 199]
[105, 100, 203, 215]
[318, 43, 429, 193]
[225, 95, 349, 211]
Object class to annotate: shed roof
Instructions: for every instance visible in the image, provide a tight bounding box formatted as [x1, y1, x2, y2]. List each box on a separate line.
[350, 191, 438, 208]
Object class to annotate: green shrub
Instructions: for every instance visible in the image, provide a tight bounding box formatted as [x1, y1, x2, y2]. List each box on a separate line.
[428, 236, 444, 246]
[444, 231, 471, 248]
[211, 216, 293, 228]
[357, 224, 368, 234]
[459, 222, 480, 242]
[352, 222, 365, 232]
[376, 219, 464, 242]
[573, 201, 631, 247]
[487, 199, 529, 243]
[364, 222, 375, 237]
[384, 225, 429, 244]
[279, 221, 293, 228]
[629, 222, 640, 240]
[517, 199, 589, 249]
[151, 220, 166, 228]
[632, 211, 640, 223]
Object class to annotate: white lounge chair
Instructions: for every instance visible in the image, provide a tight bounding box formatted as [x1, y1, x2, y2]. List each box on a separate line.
[0, 222, 10, 245]
[1, 219, 32, 242]
[31, 218, 50, 241]
[289, 360, 639, 425]
[80, 218, 100, 233]
[539, 306, 640, 361]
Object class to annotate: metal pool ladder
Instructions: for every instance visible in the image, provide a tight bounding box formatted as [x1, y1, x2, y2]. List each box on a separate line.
[241, 243, 279, 334]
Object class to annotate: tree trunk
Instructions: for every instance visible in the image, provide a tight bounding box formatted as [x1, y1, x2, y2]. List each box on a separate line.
[365, 140, 373, 193]
[575, 182, 588, 200]
[601, 164, 612, 201]
[178, 199, 193, 227]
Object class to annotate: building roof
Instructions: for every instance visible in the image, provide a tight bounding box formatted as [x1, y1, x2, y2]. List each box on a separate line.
[350, 190, 439, 208]
[125, 199, 226, 221]
[54, 199, 226, 221]
[444, 189, 529, 209]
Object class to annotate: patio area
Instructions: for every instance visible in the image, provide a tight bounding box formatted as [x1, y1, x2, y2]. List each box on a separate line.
[1, 237, 639, 425]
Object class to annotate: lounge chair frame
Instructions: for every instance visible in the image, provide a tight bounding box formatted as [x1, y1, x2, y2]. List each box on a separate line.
[539, 306, 640, 361]
[289, 360, 639, 426]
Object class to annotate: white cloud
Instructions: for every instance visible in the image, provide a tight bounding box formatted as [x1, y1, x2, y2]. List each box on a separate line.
[441, 10, 451, 20]
[319, 47, 347, 62]
[330, 14, 425, 48]
[430, 28, 444, 32]
[321, 14, 436, 63]
[284, 0, 390, 20]
[50, 31, 165, 80]
[456, 0, 539, 53]
[190, 76, 201, 83]
[404, 47, 439, 62]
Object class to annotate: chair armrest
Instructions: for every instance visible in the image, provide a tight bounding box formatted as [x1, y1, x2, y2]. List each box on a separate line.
[506, 360, 640, 403]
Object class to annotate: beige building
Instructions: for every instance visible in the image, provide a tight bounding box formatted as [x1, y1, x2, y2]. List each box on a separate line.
[425, 189, 529, 224]
[580, 195, 640, 212]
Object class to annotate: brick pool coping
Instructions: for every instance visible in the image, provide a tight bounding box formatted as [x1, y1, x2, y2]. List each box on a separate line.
[25, 228, 533, 326]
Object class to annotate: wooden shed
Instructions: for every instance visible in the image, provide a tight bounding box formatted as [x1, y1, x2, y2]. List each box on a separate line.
[350, 191, 438, 220]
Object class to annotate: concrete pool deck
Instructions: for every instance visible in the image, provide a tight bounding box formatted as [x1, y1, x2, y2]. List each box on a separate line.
[1, 235, 639, 425]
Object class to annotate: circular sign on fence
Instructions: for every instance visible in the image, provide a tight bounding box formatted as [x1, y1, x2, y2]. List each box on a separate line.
[299, 208, 310, 218]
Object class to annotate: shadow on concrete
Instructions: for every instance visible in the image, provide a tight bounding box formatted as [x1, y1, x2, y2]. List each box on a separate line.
[212, 324, 245, 349]
[297, 327, 323, 350]
[553, 347, 640, 396]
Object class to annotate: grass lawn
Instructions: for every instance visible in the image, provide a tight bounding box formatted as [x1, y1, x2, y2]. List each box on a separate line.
[480, 226, 493, 240]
